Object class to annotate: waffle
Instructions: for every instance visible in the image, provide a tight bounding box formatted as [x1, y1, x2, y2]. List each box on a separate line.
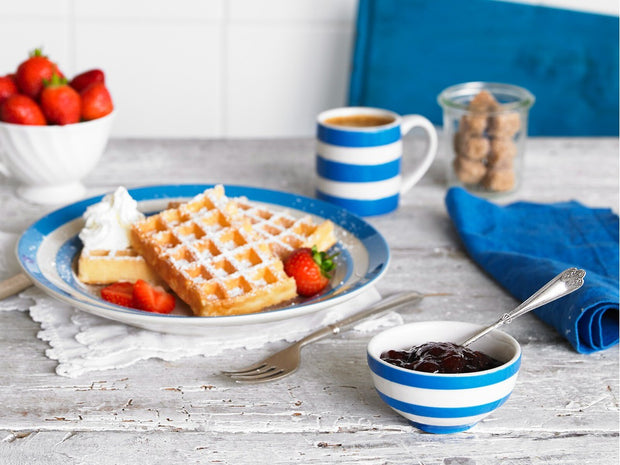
[77, 248, 160, 285]
[235, 196, 336, 259]
[168, 198, 336, 259]
[130, 185, 299, 316]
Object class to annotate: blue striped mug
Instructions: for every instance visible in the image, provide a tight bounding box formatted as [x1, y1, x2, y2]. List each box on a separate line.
[316, 107, 437, 216]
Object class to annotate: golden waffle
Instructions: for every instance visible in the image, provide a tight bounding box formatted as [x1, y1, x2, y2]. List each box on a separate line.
[78, 193, 336, 288]
[235, 196, 336, 259]
[130, 185, 298, 316]
[77, 247, 160, 285]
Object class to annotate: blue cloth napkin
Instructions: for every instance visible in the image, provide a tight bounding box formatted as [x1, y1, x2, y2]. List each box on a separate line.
[445, 187, 619, 353]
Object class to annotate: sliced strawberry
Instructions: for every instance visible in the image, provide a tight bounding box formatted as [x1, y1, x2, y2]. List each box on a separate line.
[132, 279, 175, 314]
[101, 282, 134, 307]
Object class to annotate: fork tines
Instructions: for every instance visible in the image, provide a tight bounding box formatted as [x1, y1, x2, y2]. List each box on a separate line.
[222, 364, 290, 383]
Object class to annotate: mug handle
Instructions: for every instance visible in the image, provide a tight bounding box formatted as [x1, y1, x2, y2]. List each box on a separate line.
[399, 115, 438, 194]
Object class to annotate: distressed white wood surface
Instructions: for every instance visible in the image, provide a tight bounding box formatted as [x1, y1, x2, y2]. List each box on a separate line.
[0, 135, 618, 464]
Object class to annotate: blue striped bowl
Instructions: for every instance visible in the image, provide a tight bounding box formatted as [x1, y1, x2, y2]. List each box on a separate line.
[367, 321, 521, 434]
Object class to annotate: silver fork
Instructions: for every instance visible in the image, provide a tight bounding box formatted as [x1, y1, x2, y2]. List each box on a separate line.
[221, 290, 424, 383]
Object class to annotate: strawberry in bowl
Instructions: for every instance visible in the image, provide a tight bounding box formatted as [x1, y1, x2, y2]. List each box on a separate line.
[40, 74, 81, 125]
[0, 48, 115, 204]
[15, 48, 64, 100]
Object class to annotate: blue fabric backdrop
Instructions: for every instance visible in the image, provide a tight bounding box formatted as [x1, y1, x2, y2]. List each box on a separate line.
[349, 0, 619, 136]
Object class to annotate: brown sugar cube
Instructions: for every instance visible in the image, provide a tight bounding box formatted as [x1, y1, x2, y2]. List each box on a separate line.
[490, 137, 517, 158]
[468, 90, 500, 112]
[487, 155, 514, 170]
[488, 112, 521, 137]
[454, 156, 487, 184]
[459, 113, 487, 135]
[482, 168, 515, 192]
[458, 90, 503, 135]
[487, 138, 517, 168]
[457, 134, 490, 161]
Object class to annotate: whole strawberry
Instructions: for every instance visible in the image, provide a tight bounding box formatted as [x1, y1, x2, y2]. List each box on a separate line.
[40, 74, 81, 125]
[0, 75, 18, 105]
[0, 94, 46, 125]
[69, 69, 105, 92]
[15, 48, 64, 99]
[80, 82, 113, 120]
[283, 246, 337, 297]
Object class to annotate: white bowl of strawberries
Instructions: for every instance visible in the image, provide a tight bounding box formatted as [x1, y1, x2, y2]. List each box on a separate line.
[0, 49, 115, 204]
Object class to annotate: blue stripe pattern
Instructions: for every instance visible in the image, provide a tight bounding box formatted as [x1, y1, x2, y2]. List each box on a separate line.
[316, 156, 400, 182]
[316, 191, 399, 217]
[376, 390, 511, 418]
[318, 124, 400, 147]
[407, 421, 477, 435]
[367, 353, 521, 389]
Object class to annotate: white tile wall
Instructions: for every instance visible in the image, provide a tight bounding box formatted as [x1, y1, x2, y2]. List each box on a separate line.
[0, 0, 355, 138]
[0, 0, 614, 138]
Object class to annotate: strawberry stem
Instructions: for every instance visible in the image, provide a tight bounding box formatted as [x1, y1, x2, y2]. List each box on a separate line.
[29, 48, 45, 58]
[311, 246, 338, 278]
[43, 72, 68, 88]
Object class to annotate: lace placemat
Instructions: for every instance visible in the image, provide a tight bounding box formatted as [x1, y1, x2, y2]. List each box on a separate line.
[1, 231, 400, 378]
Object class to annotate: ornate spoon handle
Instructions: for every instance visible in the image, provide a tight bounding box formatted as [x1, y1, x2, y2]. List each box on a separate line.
[461, 267, 586, 347]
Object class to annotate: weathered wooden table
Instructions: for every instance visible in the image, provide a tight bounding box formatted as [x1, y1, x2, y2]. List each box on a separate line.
[0, 135, 618, 464]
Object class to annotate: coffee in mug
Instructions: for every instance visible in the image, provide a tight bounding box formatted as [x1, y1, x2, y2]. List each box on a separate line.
[323, 114, 395, 128]
[315, 107, 437, 216]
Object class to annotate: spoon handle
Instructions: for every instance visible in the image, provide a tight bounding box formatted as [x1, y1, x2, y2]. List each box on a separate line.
[0, 272, 32, 301]
[462, 267, 586, 347]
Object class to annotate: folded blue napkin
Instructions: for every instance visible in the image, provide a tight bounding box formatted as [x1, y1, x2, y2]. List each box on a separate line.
[445, 187, 619, 353]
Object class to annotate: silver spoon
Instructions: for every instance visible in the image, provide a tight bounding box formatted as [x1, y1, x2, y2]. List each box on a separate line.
[461, 267, 586, 347]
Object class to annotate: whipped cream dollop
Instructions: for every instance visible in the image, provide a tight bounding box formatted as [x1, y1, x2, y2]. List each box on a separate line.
[79, 186, 144, 251]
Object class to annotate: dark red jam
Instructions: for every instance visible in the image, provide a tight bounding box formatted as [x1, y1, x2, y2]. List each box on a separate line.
[380, 341, 503, 374]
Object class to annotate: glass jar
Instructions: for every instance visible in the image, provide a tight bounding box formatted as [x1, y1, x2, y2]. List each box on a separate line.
[437, 82, 535, 195]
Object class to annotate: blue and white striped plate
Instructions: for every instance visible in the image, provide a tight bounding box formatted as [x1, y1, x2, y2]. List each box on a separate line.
[16, 184, 390, 335]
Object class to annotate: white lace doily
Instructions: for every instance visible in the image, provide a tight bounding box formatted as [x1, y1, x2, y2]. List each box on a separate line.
[1, 231, 401, 378]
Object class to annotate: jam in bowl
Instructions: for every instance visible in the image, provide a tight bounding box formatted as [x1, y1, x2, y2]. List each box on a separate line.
[380, 341, 503, 374]
[367, 321, 522, 434]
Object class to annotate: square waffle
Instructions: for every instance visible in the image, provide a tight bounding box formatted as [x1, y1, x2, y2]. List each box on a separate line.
[234, 196, 336, 260]
[130, 185, 298, 316]
[77, 247, 160, 285]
